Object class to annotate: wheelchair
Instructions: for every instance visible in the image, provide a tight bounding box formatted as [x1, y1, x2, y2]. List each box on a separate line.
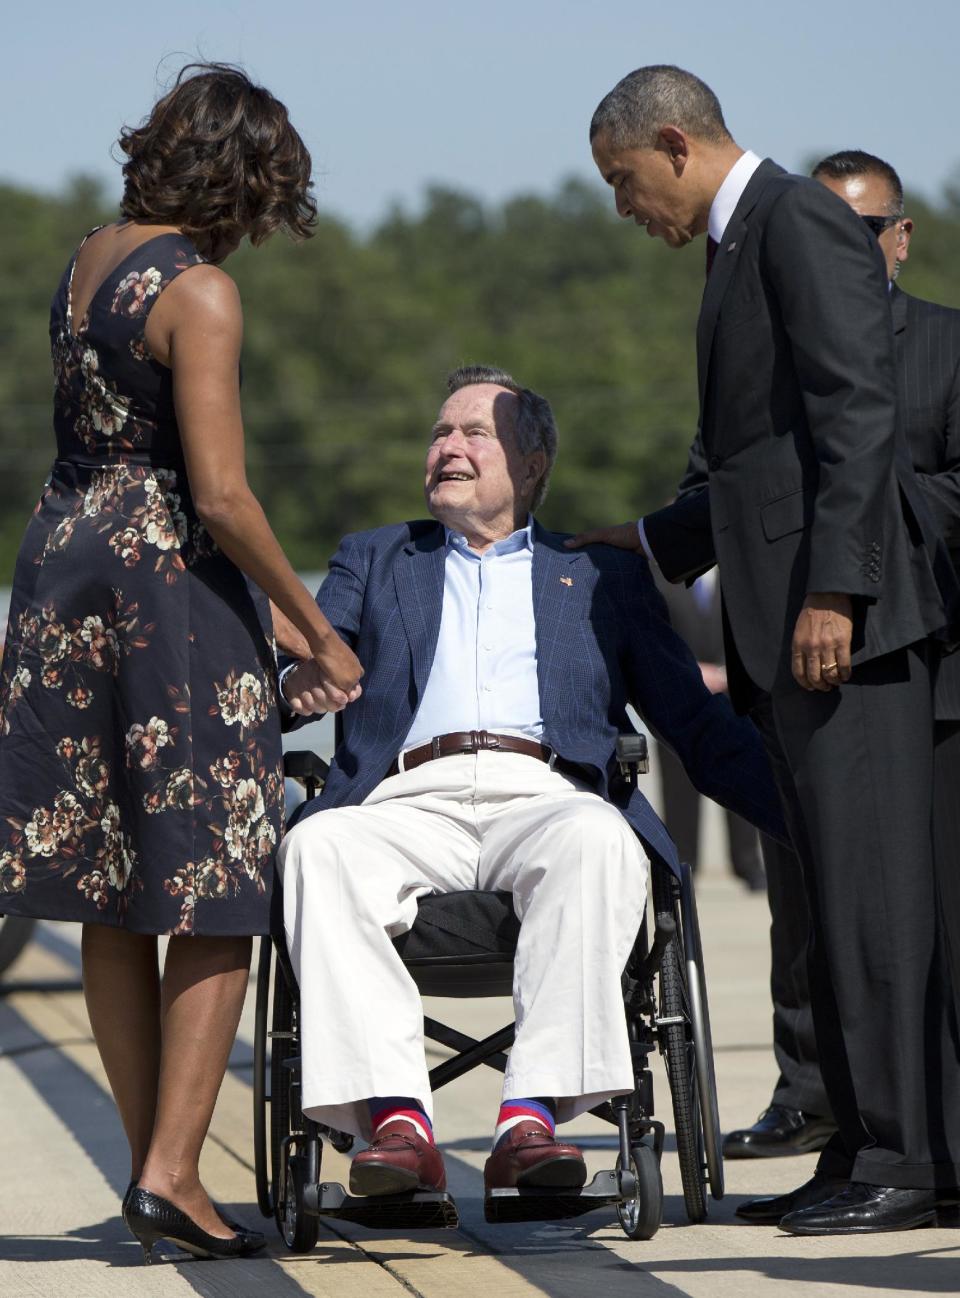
[252, 733, 723, 1248]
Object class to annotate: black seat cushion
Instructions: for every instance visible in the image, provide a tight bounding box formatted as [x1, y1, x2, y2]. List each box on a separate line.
[393, 890, 519, 963]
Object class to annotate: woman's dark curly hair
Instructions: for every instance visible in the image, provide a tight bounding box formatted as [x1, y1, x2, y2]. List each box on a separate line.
[118, 62, 317, 247]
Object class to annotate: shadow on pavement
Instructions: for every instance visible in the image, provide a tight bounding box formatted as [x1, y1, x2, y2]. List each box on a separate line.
[633, 1245, 960, 1293]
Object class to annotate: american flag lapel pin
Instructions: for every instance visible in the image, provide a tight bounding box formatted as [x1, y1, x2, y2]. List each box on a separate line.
[560, 575, 573, 587]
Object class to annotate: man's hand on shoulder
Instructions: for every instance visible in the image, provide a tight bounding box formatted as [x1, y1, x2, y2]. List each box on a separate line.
[565, 521, 644, 551]
[282, 659, 363, 716]
[791, 593, 854, 691]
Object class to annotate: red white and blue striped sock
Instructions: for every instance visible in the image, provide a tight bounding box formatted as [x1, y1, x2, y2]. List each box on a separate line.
[368, 1096, 434, 1145]
[494, 1098, 556, 1150]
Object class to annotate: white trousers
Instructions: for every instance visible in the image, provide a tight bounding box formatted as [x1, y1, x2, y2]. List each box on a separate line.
[278, 752, 649, 1140]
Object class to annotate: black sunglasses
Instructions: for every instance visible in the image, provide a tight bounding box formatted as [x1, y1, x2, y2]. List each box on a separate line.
[860, 214, 900, 238]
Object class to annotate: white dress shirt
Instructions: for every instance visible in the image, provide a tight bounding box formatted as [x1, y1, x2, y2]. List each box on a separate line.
[402, 519, 543, 750]
[638, 149, 763, 563]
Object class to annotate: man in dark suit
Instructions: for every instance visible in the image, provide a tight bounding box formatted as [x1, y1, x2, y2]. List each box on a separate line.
[726, 149, 960, 1162]
[654, 568, 766, 890]
[578, 65, 960, 1233]
[276, 365, 784, 1199]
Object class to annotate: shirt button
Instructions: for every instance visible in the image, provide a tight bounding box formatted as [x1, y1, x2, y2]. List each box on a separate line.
[483, 684, 492, 692]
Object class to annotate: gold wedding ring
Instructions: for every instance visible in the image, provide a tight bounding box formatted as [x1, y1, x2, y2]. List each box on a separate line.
[822, 661, 839, 671]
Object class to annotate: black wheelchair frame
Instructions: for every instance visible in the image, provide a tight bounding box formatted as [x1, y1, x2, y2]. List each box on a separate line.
[253, 734, 723, 1249]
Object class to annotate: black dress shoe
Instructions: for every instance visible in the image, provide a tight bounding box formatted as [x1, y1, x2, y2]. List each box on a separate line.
[125, 1187, 266, 1263]
[780, 1182, 938, 1235]
[723, 1104, 837, 1159]
[736, 1172, 848, 1224]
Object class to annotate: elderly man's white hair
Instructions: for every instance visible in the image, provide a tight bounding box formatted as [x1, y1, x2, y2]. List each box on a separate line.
[445, 365, 559, 512]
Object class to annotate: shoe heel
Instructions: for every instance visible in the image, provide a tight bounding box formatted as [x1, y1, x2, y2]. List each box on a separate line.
[131, 1226, 161, 1264]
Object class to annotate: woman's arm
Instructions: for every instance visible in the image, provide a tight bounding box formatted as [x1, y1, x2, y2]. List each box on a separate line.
[146, 263, 362, 697]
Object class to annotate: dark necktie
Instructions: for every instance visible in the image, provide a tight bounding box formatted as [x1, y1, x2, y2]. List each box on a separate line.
[705, 235, 719, 278]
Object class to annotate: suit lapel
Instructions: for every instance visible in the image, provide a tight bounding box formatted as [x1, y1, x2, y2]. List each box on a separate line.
[394, 524, 446, 701]
[696, 158, 785, 417]
[532, 524, 589, 715]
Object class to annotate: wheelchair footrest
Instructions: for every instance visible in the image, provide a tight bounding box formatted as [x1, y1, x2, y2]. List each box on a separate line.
[484, 1169, 625, 1223]
[305, 1181, 460, 1230]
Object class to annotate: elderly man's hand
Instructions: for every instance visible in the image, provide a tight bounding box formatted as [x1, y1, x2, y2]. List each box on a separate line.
[791, 593, 854, 691]
[564, 521, 643, 551]
[282, 658, 363, 716]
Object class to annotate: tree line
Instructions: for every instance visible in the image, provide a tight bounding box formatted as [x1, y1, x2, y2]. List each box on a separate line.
[1, 172, 959, 573]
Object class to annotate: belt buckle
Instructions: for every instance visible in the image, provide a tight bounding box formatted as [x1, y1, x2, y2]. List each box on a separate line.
[431, 735, 442, 761]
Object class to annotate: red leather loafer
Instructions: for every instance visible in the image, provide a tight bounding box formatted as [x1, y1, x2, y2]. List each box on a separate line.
[484, 1124, 587, 1190]
[349, 1120, 447, 1196]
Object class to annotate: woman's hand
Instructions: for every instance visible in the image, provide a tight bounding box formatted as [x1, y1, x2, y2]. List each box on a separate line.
[310, 628, 364, 694]
[270, 601, 311, 659]
[283, 658, 362, 716]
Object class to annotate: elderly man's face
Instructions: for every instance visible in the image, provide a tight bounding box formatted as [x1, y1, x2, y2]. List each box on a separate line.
[425, 384, 537, 535]
[816, 171, 912, 281]
[592, 128, 705, 248]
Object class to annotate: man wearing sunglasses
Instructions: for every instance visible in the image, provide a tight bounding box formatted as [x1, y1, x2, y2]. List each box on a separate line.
[726, 148, 960, 1172]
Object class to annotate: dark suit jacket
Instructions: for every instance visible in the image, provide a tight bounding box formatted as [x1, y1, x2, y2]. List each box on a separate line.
[892, 286, 960, 718]
[643, 160, 953, 706]
[676, 283, 960, 717]
[284, 520, 786, 870]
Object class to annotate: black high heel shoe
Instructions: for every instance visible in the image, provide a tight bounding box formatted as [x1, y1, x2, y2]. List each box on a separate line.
[125, 1186, 266, 1263]
[122, 1181, 259, 1240]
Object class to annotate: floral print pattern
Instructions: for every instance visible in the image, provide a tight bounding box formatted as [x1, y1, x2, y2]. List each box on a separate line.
[0, 231, 282, 934]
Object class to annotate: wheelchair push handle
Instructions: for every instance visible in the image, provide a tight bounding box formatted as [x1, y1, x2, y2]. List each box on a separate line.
[616, 733, 649, 785]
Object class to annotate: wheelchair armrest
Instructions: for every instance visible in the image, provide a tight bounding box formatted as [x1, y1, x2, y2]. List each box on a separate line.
[616, 732, 649, 782]
[284, 749, 331, 797]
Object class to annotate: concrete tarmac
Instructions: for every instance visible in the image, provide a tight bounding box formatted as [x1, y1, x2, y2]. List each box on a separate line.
[1, 870, 958, 1298]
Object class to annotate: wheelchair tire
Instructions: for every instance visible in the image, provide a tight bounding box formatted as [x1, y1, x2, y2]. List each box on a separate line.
[253, 936, 273, 1217]
[616, 1144, 662, 1240]
[270, 958, 297, 1205]
[278, 1152, 320, 1253]
[679, 875, 724, 1201]
[0, 916, 36, 978]
[657, 932, 707, 1222]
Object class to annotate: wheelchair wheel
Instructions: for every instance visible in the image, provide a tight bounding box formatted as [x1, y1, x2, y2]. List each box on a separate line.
[657, 930, 707, 1222]
[270, 957, 298, 1206]
[616, 1144, 662, 1240]
[679, 871, 724, 1201]
[253, 937, 273, 1216]
[278, 1151, 320, 1253]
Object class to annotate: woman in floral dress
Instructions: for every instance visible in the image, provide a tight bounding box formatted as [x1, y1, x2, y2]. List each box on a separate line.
[0, 64, 362, 1260]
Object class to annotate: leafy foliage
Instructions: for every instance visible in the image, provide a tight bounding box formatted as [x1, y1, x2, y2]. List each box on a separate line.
[2, 174, 959, 573]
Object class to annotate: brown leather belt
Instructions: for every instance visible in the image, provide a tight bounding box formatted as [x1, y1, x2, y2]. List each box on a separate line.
[387, 730, 591, 783]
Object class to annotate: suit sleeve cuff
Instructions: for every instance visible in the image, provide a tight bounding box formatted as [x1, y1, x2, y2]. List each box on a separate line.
[277, 661, 298, 715]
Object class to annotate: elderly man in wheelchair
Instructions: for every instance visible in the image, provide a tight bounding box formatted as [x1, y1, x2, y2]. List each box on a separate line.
[274, 365, 783, 1232]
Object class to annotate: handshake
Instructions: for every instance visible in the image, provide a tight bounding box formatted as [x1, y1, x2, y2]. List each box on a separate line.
[271, 602, 363, 716]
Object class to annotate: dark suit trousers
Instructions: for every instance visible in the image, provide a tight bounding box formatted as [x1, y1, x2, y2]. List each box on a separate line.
[767, 712, 960, 1124]
[753, 644, 960, 1188]
[657, 742, 764, 880]
[933, 721, 960, 1018]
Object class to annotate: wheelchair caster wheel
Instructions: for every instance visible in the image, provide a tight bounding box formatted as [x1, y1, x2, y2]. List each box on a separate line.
[327, 1128, 355, 1154]
[616, 1145, 662, 1240]
[278, 1154, 320, 1253]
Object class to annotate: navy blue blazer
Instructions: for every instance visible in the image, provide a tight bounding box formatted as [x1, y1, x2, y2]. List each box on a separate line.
[286, 520, 786, 870]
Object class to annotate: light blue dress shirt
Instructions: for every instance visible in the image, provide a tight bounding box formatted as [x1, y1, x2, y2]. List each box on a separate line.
[402, 519, 543, 750]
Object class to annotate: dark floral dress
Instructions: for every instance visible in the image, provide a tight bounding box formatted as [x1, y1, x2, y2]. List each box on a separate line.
[0, 229, 283, 935]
